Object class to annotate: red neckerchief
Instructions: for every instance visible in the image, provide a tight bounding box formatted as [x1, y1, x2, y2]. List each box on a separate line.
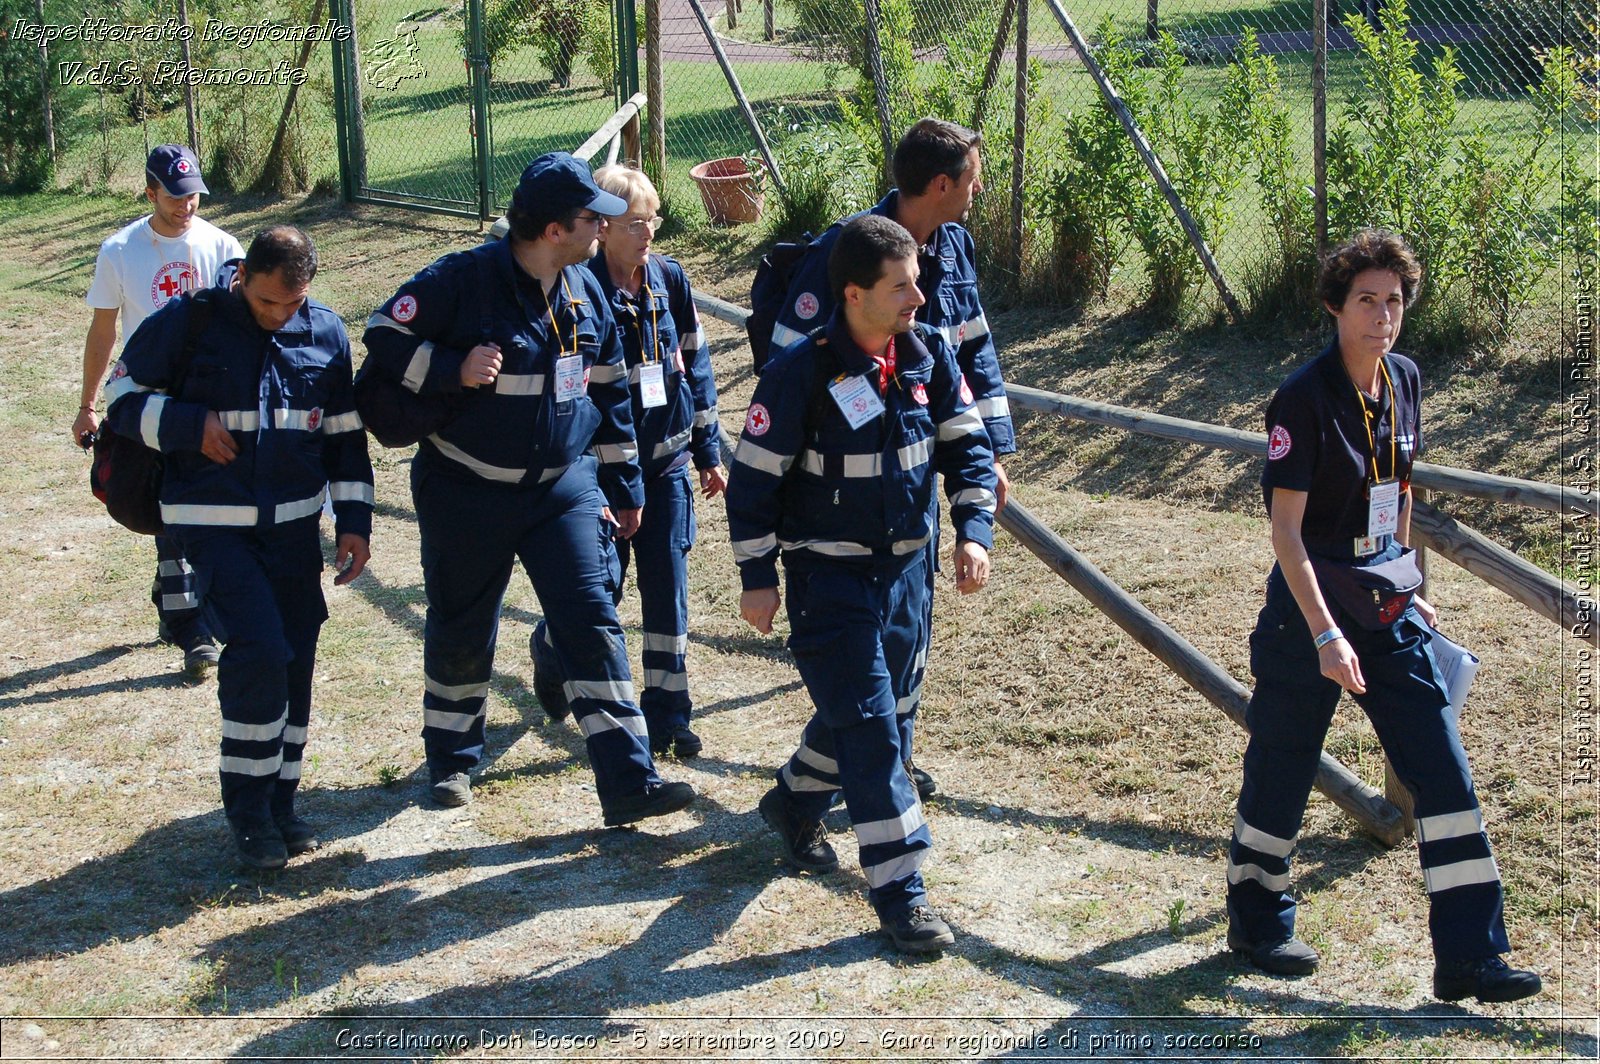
[870, 336, 896, 396]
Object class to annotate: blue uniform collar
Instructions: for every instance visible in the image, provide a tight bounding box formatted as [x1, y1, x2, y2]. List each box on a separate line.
[214, 272, 314, 340]
[821, 308, 935, 376]
[868, 189, 957, 261]
[586, 249, 664, 308]
[494, 239, 590, 322]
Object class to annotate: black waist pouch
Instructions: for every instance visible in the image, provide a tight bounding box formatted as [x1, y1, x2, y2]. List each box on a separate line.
[1309, 548, 1423, 629]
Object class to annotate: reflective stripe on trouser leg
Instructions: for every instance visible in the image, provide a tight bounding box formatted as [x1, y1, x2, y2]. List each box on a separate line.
[1348, 617, 1510, 962]
[153, 533, 205, 625]
[414, 460, 518, 777]
[629, 470, 695, 743]
[1227, 566, 1341, 946]
[898, 529, 940, 757]
[273, 591, 323, 816]
[517, 460, 657, 803]
[180, 524, 326, 825]
[783, 555, 932, 916]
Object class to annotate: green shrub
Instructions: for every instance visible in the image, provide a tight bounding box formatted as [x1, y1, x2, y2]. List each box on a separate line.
[1479, 0, 1598, 90]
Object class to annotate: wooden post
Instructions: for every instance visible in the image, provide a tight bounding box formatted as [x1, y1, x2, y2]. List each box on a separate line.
[33, 0, 55, 161]
[999, 501, 1408, 846]
[646, 0, 666, 185]
[727, 0, 736, 31]
[971, 0, 1017, 134]
[1010, 0, 1027, 279]
[1313, 0, 1328, 251]
[683, 0, 785, 193]
[1040, 0, 1244, 322]
[861, 0, 897, 188]
[622, 109, 642, 165]
[764, 0, 774, 40]
[176, 0, 199, 155]
[1146, 0, 1159, 40]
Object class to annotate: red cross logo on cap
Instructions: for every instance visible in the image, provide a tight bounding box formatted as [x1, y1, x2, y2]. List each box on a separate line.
[176, 158, 192, 175]
[745, 403, 771, 436]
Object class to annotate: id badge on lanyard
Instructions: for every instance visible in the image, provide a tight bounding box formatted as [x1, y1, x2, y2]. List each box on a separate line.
[638, 362, 667, 408]
[1366, 477, 1401, 542]
[828, 373, 885, 430]
[553, 354, 585, 402]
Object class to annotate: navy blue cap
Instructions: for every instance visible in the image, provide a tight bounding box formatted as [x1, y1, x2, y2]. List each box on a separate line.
[146, 144, 208, 197]
[511, 152, 628, 219]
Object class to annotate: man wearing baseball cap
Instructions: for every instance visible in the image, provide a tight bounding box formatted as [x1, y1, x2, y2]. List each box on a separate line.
[361, 152, 697, 827]
[77, 144, 244, 679]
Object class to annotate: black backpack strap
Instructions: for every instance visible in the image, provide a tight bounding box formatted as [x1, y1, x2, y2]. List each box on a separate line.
[167, 288, 216, 398]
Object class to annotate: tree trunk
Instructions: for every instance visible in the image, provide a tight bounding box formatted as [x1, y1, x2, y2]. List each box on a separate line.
[253, 0, 327, 193]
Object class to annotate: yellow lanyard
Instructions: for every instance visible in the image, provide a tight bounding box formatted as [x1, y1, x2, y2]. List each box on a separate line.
[1351, 356, 1398, 484]
[635, 281, 663, 365]
[543, 273, 577, 359]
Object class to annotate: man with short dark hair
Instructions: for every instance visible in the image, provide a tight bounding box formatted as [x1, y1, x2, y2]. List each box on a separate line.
[765, 117, 1015, 799]
[728, 214, 997, 953]
[105, 225, 374, 869]
[362, 152, 695, 827]
[78, 144, 246, 678]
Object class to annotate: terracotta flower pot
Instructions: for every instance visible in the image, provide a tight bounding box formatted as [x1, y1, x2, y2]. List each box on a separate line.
[688, 157, 765, 226]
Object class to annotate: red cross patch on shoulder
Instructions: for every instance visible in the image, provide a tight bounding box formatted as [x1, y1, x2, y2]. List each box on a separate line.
[1267, 425, 1292, 460]
[392, 294, 418, 323]
[958, 374, 973, 405]
[911, 382, 929, 405]
[745, 403, 771, 436]
[307, 407, 322, 432]
[794, 292, 819, 320]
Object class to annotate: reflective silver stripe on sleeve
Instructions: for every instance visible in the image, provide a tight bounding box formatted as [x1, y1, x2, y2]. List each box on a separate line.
[1415, 808, 1484, 843]
[734, 440, 792, 477]
[329, 481, 376, 505]
[937, 313, 990, 346]
[427, 435, 526, 483]
[493, 373, 545, 396]
[160, 502, 257, 526]
[652, 427, 693, 459]
[365, 311, 414, 336]
[589, 361, 626, 384]
[896, 436, 933, 472]
[219, 753, 283, 777]
[594, 441, 638, 465]
[320, 411, 364, 434]
[425, 676, 491, 702]
[693, 406, 719, 428]
[861, 850, 927, 889]
[564, 678, 638, 704]
[539, 463, 568, 483]
[401, 340, 434, 394]
[1423, 856, 1501, 894]
[282, 724, 308, 745]
[732, 533, 778, 563]
[770, 322, 807, 351]
[139, 394, 167, 448]
[976, 395, 1010, 420]
[950, 487, 997, 511]
[797, 449, 882, 478]
[892, 532, 933, 555]
[103, 371, 151, 405]
[1226, 860, 1291, 892]
[222, 710, 288, 742]
[278, 759, 302, 780]
[855, 804, 927, 846]
[680, 330, 702, 351]
[424, 708, 483, 732]
[1233, 814, 1297, 858]
[936, 407, 985, 441]
[274, 494, 325, 523]
[218, 410, 260, 431]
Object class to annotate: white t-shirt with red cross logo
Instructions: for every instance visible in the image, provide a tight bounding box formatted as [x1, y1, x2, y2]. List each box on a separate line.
[86, 215, 245, 342]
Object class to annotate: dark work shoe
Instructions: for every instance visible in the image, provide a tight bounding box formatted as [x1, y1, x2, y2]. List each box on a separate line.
[671, 727, 703, 759]
[904, 759, 937, 800]
[602, 781, 696, 827]
[274, 814, 320, 856]
[1433, 955, 1542, 1003]
[880, 905, 956, 953]
[429, 771, 472, 808]
[1227, 926, 1320, 976]
[529, 633, 571, 722]
[161, 621, 220, 680]
[232, 820, 287, 871]
[758, 787, 838, 873]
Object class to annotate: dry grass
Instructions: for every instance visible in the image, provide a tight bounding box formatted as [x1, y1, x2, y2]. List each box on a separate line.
[0, 189, 1593, 1061]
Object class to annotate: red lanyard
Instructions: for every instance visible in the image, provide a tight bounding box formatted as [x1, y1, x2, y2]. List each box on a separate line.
[871, 336, 897, 396]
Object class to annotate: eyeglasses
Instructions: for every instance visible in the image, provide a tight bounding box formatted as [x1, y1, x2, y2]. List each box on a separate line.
[574, 212, 604, 225]
[615, 215, 664, 236]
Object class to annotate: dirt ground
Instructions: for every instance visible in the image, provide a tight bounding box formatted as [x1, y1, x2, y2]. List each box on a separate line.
[0, 190, 1594, 1062]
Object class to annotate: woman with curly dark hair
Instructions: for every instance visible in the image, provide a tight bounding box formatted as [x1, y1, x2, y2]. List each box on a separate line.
[1222, 228, 1540, 1003]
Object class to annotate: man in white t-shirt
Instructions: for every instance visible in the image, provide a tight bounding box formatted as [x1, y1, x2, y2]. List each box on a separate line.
[76, 144, 246, 679]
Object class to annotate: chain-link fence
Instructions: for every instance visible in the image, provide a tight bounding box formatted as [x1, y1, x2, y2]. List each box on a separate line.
[322, 0, 1595, 350]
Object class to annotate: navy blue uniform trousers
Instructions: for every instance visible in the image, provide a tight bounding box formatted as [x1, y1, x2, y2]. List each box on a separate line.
[415, 455, 659, 802]
[535, 466, 697, 750]
[775, 552, 933, 918]
[179, 520, 326, 827]
[1228, 562, 1510, 962]
[153, 533, 207, 637]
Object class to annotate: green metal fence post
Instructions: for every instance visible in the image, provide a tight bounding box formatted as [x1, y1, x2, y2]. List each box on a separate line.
[614, 0, 640, 113]
[467, 0, 493, 219]
[329, 0, 355, 203]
